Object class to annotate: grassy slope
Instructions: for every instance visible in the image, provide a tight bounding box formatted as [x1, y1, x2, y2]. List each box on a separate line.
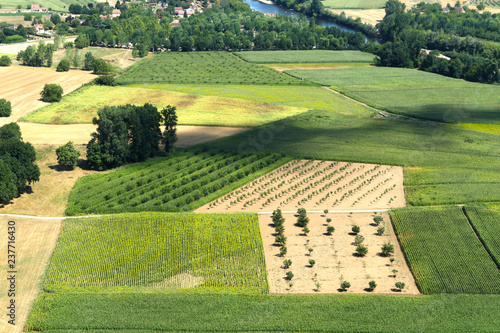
[117, 51, 310, 86]
[287, 67, 500, 124]
[235, 50, 375, 63]
[390, 206, 500, 294]
[206, 109, 500, 206]
[44, 213, 268, 293]
[26, 293, 500, 332]
[1, 0, 96, 11]
[20, 85, 306, 126]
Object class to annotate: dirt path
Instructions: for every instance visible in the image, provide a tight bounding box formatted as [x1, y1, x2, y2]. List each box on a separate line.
[0, 217, 62, 332]
[17, 123, 249, 146]
[260, 212, 419, 295]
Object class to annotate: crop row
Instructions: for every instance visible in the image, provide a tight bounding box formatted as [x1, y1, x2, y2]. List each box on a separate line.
[390, 206, 500, 294]
[44, 213, 268, 294]
[67, 149, 288, 215]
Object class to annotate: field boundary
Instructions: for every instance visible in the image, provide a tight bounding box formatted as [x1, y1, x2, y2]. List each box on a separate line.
[462, 206, 500, 269]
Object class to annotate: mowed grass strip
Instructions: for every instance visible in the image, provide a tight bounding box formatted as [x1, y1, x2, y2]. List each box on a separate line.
[287, 67, 500, 124]
[43, 212, 268, 293]
[20, 85, 306, 126]
[390, 206, 500, 294]
[25, 293, 500, 332]
[66, 149, 290, 215]
[235, 50, 375, 63]
[464, 205, 500, 268]
[117, 51, 308, 86]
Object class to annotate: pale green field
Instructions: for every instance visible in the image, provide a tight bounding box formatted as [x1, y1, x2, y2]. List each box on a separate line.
[52, 47, 131, 69]
[130, 84, 374, 117]
[321, 0, 387, 9]
[20, 85, 307, 127]
[236, 50, 375, 63]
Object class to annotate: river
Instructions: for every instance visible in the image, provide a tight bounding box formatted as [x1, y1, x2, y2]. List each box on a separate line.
[242, 0, 360, 34]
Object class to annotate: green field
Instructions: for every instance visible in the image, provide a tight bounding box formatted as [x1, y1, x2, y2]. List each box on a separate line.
[1, 0, 96, 11]
[321, 0, 387, 9]
[117, 52, 309, 86]
[235, 50, 375, 63]
[43, 213, 267, 293]
[287, 67, 500, 124]
[25, 293, 500, 332]
[390, 206, 500, 294]
[66, 150, 289, 215]
[464, 205, 500, 268]
[206, 109, 500, 206]
[20, 85, 307, 126]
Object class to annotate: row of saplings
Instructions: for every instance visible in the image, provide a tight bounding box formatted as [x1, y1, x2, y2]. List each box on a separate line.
[272, 209, 406, 292]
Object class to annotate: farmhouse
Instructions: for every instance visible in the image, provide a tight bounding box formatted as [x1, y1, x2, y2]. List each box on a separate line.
[442, 7, 450, 13]
[112, 9, 122, 17]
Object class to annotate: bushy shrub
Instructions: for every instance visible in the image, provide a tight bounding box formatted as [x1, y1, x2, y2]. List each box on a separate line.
[93, 58, 114, 75]
[56, 141, 80, 169]
[373, 215, 383, 225]
[56, 59, 70, 72]
[354, 234, 364, 245]
[40, 83, 63, 102]
[283, 259, 292, 269]
[355, 244, 368, 257]
[94, 75, 116, 86]
[340, 281, 351, 291]
[326, 225, 335, 235]
[377, 226, 385, 235]
[0, 99, 12, 117]
[395, 282, 405, 291]
[351, 225, 360, 234]
[0, 55, 12, 66]
[308, 259, 315, 267]
[368, 280, 377, 291]
[381, 242, 395, 256]
[286, 271, 294, 280]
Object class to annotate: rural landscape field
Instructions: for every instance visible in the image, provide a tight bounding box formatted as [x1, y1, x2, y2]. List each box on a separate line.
[0, 0, 499, 331]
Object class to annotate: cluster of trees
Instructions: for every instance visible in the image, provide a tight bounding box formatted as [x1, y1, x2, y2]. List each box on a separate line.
[87, 103, 177, 170]
[0, 55, 11, 66]
[17, 41, 55, 67]
[69, 0, 370, 54]
[0, 24, 28, 44]
[41, 84, 64, 102]
[0, 123, 40, 203]
[375, 0, 499, 83]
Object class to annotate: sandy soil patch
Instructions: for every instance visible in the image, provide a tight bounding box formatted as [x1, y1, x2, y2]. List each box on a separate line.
[329, 9, 386, 26]
[196, 159, 405, 213]
[260, 212, 419, 295]
[17, 123, 249, 147]
[0, 217, 62, 332]
[0, 66, 94, 124]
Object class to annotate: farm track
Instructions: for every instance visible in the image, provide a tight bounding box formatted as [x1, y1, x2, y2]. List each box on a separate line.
[0, 209, 390, 220]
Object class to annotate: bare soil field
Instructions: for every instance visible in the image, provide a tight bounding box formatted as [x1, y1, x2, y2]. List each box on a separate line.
[0, 66, 94, 124]
[196, 160, 405, 213]
[0, 217, 62, 332]
[17, 123, 249, 146]
[260, 212, 419, 295]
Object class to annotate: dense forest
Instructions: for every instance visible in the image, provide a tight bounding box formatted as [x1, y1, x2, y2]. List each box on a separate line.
[375, 0, 500, 83]
[70, 0, 369, 55]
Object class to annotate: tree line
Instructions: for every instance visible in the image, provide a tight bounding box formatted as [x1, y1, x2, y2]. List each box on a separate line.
[87, 104, 177, 171]
[70, 0, 370, 54]
[0, 123, 40, 203]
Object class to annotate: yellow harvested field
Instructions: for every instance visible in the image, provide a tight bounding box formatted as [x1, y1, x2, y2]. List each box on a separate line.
[0, 66, 94, 125]
[329, 9, 385, 25]
[0, 217, 62, 332]
[196, 160, 406, 213]
[260, 212, 419, 295]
